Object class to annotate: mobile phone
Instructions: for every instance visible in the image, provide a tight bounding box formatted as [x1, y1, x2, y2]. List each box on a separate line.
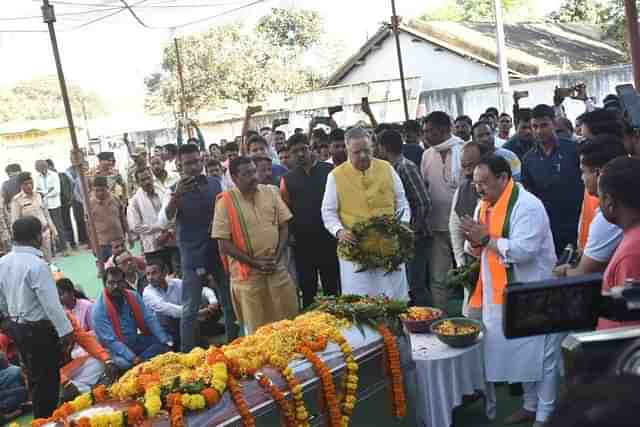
[314, 116, 333, 126]
[273, 118, 289, 128]
[328, 106, 343, 116]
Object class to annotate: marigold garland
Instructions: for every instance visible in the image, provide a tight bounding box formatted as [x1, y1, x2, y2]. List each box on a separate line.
[299, 345, 342, 427]
[337, 215, 415, 274]
[280, 367, 310, 427]
[378, 324, 406, 418]
[330, 332, 359, 425]
[250, 370, 296, 427]
[227, 375, 256, 427]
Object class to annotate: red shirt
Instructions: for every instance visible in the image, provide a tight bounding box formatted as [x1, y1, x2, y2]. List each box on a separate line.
[598, 224, 640, 330]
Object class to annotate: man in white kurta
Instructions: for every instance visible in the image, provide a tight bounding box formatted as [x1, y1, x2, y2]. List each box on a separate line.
[462, 155, 561, 427]
[321, 127, 411, 300]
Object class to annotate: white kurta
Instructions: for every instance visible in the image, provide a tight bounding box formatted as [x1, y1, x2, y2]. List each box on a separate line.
[321, 166, 411, 300]
[469, 185, 558, 383]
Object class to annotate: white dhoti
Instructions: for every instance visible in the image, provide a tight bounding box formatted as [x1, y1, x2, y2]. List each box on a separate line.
[339, 258, 409, 300]
[68, 357, 105, 393]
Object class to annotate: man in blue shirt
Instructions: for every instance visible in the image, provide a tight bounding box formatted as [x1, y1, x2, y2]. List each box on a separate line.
[159, 144, 238, 351]
[522, 104, 584, 256]
[92, 266, 170, 370]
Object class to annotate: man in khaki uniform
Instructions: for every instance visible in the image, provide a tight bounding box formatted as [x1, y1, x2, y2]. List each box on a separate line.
[10, 172, 57, 261]
[211, 156, 298, 335]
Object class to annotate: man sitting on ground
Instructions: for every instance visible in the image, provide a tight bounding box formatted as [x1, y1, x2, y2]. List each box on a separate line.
[143, 260, 219, 350]
[92, 267, 171, 370]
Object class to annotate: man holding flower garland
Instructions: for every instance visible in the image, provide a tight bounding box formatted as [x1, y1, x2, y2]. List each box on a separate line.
[321, 127, 411, 300]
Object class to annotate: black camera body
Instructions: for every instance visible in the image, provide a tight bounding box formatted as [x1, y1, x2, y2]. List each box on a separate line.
[502, 275, 640, 385]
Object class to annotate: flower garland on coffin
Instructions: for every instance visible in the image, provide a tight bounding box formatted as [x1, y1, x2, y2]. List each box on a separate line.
[23, 303, 409, 427]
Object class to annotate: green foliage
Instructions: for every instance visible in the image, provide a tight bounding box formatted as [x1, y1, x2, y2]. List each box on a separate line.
[256, 7, 321, 50]
[552, 0, 601, 23]
[145, 8, 332, 114]
[422, 0, 534, 22]
[0, 75, 107, 122]
[597, 0, 631, 52]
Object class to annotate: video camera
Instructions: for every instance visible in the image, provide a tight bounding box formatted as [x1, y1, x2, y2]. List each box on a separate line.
[502, 275, 640, 385]
[616, 84, 640, 131]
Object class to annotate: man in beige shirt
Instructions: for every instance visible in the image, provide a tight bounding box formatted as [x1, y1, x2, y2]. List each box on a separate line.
[211, 156, 298, 334]
[88, 176, 127, 265]
[10, 172, 57, 261]
[421, 111, 464, 314]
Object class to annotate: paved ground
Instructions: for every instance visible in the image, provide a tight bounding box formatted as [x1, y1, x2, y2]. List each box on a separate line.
[10, 249, 529, 427]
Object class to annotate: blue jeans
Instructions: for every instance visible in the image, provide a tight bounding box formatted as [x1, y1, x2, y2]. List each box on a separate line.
[181, 260, 238, 352]
[0, 364, 27, 413]
[406, 234, 433, 307]
[112, 335, 169, 370]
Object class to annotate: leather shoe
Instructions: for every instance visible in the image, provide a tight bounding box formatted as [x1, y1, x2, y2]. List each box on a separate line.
[504, 408, 536, 425]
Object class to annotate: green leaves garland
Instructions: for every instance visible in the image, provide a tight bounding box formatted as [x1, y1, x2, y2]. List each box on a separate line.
[337, 215, 415, 274]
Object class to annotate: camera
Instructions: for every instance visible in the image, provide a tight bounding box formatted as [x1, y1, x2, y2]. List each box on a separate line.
[502, 275, 640, 385]
[616, 84, 640, 130]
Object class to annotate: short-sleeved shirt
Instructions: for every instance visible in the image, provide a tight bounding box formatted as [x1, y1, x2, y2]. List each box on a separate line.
[597, 224, 640, 330]
[522, 138, 584, 254]
[584, 209, 623, 263]
[89, 195, 124, 245]
[211, 185, 292, 281]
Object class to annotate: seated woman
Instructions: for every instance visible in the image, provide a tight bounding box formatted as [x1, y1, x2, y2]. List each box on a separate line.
[0, 352, 29, 424]
[57, 278, 93, 330]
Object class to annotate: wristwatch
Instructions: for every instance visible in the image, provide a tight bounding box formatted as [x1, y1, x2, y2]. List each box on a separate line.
[479, 235, 491, 247]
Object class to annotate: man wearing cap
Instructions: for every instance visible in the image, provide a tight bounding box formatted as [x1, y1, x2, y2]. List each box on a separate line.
[126, 146, 148, 197]
[10, 172, 58, 262]
[86, 152, 127, 205]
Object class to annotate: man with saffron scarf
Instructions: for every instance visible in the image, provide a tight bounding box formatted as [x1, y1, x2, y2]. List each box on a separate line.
[462, 155, 561, 427]
[211, 157, 298, 335]
[321, 127, 411, 299]
[91, 267, 171, 370]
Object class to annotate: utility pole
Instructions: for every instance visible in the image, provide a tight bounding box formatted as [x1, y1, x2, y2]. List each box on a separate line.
[390, 0, 410, 121]
[173, 36, 192, 138]
[494, 0, 511, 113]
[41, 0, 101, 272]
[624, 0, 640, 89]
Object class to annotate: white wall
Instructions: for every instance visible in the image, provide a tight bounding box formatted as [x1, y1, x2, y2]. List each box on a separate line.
[419, 65, 634, 122]
[337, 32, 499, 92]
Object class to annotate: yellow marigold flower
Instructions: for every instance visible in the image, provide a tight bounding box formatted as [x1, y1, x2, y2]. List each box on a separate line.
[211, 379, 226, 394]
[282, 367, 293, 377]
[144, 395, 162, 417]
[347, 375, 358, 383]
[291, 385, 302, 394]
[346, 383, 357, 391]
[71, 392, 92, 412]
[109, 411, 124, 427]
[347, 363, 358, 371]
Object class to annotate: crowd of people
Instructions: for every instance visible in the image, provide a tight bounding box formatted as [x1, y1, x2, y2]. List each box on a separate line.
[1, 88, 640, 426]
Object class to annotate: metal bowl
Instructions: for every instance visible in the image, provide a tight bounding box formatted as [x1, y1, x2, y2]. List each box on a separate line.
[401, 307, 443, 334]
[430, 317, 483, 348]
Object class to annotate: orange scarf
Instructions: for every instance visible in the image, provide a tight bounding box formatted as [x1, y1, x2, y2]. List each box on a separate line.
[103, 289, 149, 341]
[578, 191, 599, 250]
[469, 180, 519, 309]
[217, 191, 252, 281]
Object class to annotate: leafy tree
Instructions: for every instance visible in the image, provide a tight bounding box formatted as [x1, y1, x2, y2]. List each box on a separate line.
[256, 8, 321, 50]
[552, 0, 600, 22]
[422, 0, 534, 22]
[598, 0, 632, 51]
[145, 8, 334, 114]
[0, 75, 107, 122]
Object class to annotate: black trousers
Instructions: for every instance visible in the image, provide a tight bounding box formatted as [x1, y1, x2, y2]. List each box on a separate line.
[7, 320, 62, 418]
[294, 236, 340, 308]
[48, 207, 67, 252]
[71, 200, 88, 244]
[60, 204, 76, 248]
